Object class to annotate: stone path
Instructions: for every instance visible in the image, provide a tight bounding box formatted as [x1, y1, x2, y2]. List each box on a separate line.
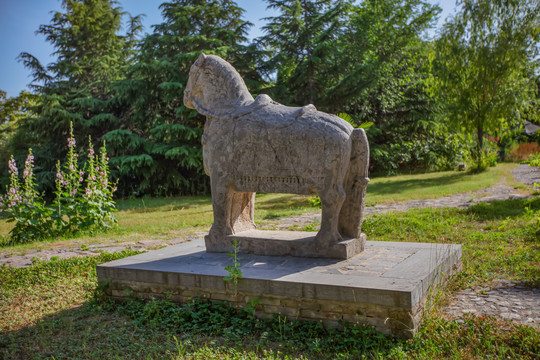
[0, 234, 207, 268]
[1, 164, 539, 329]
[444, 280, 540, 329]
[511, 163, 540, 188]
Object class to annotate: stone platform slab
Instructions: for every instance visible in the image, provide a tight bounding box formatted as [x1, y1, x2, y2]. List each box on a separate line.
[97, 239, 462, 338]
[206, 230, 366, 259]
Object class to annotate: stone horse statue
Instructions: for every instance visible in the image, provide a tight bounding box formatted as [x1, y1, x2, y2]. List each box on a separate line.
[184, 53, 369, 255]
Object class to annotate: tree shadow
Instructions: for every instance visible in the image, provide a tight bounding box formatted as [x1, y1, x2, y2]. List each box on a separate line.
[368, 173, 471, 196]
[116, 195, 212, 212]
[1, 296, 404, 360]
[0, 304, 174, 359]
[466, 197, 540, 220]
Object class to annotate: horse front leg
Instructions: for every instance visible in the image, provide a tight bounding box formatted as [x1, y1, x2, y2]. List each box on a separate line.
[208, 176, 234, 241]
[229, 191, 256, 233]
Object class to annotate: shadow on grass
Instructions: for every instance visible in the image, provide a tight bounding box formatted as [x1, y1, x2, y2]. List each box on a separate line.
[368, 172, 471, 196]
[467, 197, 540, 220]
[255, 194, 312, 211]
[0, 298, 402, 360]
[116, 195, 212, 212]
[0, 304, 179, 359]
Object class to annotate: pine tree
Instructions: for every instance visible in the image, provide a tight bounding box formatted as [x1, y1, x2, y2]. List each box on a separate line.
[259, 0, 349, 107]
[0, 90, 39, 185]
[103, 0, 261, 196]
[15, 0, 142, 192]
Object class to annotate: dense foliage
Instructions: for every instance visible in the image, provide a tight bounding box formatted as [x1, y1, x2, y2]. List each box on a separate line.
[1, 0, 538, 195]
[13, 0, 141, 193]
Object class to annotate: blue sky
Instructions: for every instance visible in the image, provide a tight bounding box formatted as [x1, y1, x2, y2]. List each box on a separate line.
[0, 0, 456, 98]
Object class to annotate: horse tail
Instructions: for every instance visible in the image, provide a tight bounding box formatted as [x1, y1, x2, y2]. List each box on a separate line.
[338, 128, 370, 239]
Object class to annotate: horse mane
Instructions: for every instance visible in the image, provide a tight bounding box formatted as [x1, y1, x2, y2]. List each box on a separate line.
[190, 54, 254, 118]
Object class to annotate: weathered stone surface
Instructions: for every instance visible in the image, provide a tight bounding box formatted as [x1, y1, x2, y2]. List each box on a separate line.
[97, 238, 462, 338]
[183, 53, 369, 258]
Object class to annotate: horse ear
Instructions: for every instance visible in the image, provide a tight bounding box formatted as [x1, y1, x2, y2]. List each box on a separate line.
[198, 53, 207, 63]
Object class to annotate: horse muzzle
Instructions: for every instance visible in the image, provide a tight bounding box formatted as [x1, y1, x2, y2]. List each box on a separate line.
[183, 90, 195, 109]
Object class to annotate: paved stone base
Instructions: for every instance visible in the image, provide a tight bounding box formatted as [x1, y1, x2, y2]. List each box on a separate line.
[206, 230, 366, 259]
[97, 239, 461, 338]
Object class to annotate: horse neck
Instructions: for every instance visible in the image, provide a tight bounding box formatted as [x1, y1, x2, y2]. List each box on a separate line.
[206, 73, 253, 108]
[230, 88, 253, 106]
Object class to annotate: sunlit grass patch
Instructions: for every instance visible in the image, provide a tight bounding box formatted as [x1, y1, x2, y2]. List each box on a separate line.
[365, 163, 524, 205]
[409, 315, 539, 359]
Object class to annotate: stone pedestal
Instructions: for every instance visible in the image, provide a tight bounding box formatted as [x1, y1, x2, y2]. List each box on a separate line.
[97, 239, 461, 338]
[205, 230, 366, 259]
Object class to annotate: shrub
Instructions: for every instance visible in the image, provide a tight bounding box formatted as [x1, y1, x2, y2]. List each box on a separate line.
[1, 124, 117, 244]
[527, 152, 540, 168]
[0, 150, 53, 243]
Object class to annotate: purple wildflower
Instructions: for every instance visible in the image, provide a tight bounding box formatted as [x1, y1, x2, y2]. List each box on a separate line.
[67, 137, 76, 148]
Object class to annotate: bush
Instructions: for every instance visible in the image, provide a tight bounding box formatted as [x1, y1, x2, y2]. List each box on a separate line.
[527, 152, 540, 168]
[368, 132, 470, 175]
[507, 142, 540, 162]
[1, 124, 117, 244]
[0, 150, 53, 243]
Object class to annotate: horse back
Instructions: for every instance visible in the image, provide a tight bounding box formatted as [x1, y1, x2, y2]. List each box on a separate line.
[203, 103, 353, 195]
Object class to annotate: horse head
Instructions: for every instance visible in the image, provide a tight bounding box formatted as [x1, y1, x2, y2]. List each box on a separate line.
[184, 53, 254, 118]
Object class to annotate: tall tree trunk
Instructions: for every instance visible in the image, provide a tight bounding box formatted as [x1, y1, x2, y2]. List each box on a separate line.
[476, 123, 484, 167]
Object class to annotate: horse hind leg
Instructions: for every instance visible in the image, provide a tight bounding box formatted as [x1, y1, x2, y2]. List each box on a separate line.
[315, 183, 346, 246]
[338, 128, 370, 238]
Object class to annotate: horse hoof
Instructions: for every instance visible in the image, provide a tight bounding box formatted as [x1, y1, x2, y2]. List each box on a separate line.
[315, 231, 342, 246]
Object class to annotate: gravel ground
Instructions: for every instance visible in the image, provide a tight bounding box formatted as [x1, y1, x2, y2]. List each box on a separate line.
[444, 280, 540, 329]
[510, 163, 540, 187]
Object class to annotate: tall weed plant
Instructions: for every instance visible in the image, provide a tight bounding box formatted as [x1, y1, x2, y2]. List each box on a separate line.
[1, 123, 117, 244]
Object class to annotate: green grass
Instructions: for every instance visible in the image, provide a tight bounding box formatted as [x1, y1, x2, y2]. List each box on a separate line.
[1, 248, 538, 359]
[1, 192, 539, 359]
[0, 163, 525, 254]
[0, 163, 538, 358]
[364, 162, 523, 205]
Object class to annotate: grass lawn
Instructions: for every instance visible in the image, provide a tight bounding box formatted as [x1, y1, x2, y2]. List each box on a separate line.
[0, 163, 526, 253]
[0, 163, 539, 359]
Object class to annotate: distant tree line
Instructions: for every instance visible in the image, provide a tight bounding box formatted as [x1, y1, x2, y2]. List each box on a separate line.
[0, 0, 538, 197]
